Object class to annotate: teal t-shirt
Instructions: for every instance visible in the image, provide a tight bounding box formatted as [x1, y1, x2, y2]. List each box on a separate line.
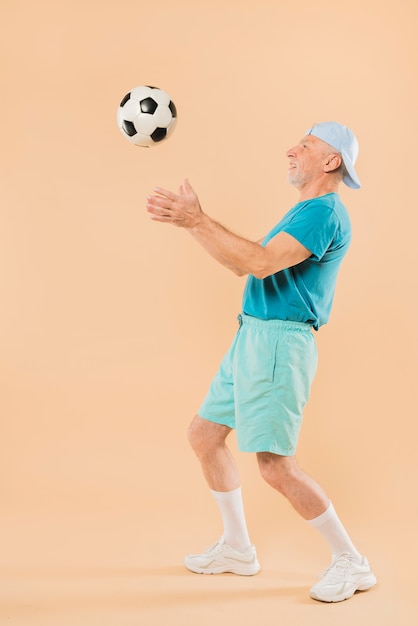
[242, 193, 352, 330]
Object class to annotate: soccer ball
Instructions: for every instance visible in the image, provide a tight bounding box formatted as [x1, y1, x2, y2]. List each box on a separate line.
[117, 85, 177, 147]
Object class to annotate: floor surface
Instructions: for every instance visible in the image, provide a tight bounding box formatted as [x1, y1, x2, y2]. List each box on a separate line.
[0, 508, 415, 626]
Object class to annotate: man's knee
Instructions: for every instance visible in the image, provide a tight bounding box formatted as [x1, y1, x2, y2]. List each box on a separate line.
[256, 452, 297, 494]
[187, 414, 230, 456]
[186, 415, 206, 451]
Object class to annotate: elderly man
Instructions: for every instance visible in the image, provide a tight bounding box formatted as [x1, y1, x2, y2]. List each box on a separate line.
[146, 122, 376, 603]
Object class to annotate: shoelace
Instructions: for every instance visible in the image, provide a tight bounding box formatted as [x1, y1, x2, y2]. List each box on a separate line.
[318, 553, 353, 582]
[205, 538, 226, 555]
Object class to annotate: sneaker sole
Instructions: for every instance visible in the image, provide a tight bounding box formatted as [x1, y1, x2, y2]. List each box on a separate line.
[184, 560, 260, 576]
[310, 573, 377, 603]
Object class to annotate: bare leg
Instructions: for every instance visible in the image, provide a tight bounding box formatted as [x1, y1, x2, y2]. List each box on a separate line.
[187, 414, 240, 492]
[187, 415, 253, 551]
[256, 452, 329, 519]
[257, 451, 365, 563]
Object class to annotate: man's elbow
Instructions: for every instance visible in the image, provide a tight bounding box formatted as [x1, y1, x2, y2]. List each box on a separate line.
[251, 269, 271, 280]
[250, 249, 278, 279]
[250, 261, 277, 279]
[230, 267, 248, 277]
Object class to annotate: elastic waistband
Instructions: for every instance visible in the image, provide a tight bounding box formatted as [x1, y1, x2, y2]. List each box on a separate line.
[238, 313, 312, 333]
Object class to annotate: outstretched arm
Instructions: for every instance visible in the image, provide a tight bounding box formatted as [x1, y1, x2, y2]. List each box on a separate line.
[147, 180, 249, 275]
[146, 179, 311, 278]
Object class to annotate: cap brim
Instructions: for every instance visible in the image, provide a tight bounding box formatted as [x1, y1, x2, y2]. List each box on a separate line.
[342, 151, 361, 189]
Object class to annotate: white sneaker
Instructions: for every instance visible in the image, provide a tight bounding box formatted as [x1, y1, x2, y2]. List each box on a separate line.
[310, 553, 377, 602]
[184, 537, 260, 576]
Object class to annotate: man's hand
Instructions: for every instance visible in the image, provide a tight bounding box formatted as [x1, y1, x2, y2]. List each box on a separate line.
[146, 179, 203, 228]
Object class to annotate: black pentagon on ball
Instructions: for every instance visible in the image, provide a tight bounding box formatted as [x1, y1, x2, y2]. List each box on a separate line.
[140, 97, 158, 114]
[151, 127, 167, 142]
[169, 101, 177, 118]
[119, 92, 131, 107]
[122, 119, 137, 137]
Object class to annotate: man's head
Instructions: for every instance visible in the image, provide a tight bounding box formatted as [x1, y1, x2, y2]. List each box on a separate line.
[287, 122, 361, 192]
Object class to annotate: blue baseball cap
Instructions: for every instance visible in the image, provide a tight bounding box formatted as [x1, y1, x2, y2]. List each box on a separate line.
[306, 121, 361, 189]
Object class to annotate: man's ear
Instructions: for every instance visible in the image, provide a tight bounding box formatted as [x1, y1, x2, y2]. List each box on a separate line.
[323, 154, 342, 173]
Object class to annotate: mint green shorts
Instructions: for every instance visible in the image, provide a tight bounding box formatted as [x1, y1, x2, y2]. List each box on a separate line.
[198, 314, 318, 455]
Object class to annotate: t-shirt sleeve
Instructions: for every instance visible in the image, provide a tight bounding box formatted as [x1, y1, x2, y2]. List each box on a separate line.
[281, 203, 339, 261]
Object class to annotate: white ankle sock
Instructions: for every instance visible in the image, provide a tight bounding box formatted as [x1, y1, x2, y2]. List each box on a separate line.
[307, 502, 362, 562]
[210, 487, 251, 551]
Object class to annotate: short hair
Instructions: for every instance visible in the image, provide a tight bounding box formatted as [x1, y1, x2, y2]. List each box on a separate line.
[335, 159, 348, 182]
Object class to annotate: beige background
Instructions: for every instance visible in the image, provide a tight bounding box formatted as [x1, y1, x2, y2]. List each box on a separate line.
[1, 0, 417, 624]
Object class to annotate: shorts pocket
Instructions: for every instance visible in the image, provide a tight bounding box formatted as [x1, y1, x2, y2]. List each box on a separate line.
[236, 327, 278, 385]
[271, 337, 284, 383]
